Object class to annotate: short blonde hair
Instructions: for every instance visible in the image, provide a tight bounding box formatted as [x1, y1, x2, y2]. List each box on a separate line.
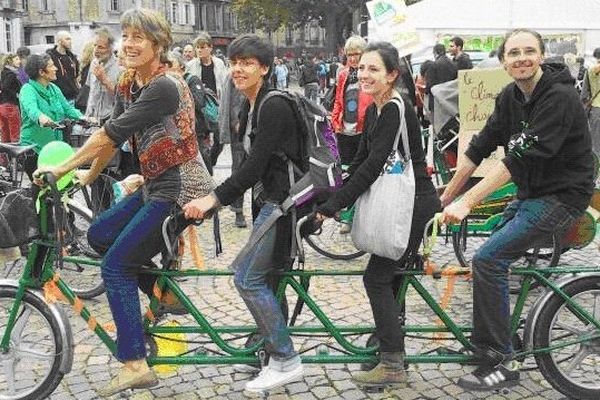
[193, 32, 212, 48]
[120, 8, 172, 61]
[344, 35, 367, 54]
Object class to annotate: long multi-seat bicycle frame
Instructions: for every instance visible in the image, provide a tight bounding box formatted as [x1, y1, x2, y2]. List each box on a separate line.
[2, 181, 600, 399]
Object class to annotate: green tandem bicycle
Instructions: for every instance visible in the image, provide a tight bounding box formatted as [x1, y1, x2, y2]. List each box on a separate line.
[1, 175, 600, 399]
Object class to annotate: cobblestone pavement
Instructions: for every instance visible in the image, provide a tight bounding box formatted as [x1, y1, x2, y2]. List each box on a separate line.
[3, 143, 600, 400]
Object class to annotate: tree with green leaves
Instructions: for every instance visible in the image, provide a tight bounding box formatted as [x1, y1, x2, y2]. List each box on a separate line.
[231, 0, 292, 35]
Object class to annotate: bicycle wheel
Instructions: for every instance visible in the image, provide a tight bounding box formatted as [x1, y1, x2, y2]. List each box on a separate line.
[60, 173, 116, 299]
[0, 286, 66, 400]
[62, 200, 105, 299]
[304, 218, 365, 260]
[532, 275, 600, 400]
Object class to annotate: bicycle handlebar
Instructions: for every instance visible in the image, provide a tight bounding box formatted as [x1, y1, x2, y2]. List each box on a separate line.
[422, 213, 442, 258]
[46, 118, 100, 131]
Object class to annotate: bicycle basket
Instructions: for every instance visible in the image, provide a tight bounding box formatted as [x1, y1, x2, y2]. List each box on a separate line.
[0, 188, 39, 248]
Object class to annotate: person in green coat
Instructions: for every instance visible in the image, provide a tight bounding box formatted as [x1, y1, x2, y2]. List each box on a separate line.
[19, 53, 87, 180]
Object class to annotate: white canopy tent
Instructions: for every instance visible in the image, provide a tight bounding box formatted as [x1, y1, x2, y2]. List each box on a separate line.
[404, 0, 600, 57]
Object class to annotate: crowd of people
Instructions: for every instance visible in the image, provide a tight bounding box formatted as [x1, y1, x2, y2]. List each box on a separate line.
[0, 5, 597, 397]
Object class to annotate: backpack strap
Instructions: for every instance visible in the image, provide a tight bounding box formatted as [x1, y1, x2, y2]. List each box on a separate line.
[236, 90, 304, 264]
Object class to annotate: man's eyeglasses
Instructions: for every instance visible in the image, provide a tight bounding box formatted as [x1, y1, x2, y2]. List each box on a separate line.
[346, 52, 362, 58]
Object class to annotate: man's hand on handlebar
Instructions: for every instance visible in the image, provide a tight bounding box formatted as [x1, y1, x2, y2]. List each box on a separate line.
[439, 198, 471, 225]
[182, 194, 219, 220]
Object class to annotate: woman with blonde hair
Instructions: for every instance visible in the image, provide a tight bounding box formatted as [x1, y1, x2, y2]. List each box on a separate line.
[34, 8, 213, 397]
[75, 41, 95, 112]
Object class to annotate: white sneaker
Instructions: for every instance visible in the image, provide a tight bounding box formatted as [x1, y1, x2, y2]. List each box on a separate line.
[232, 363, 261, 373]
[245, 364, 304, 392]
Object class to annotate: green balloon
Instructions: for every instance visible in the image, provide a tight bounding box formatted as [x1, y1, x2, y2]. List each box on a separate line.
[38, 141, 75, 190]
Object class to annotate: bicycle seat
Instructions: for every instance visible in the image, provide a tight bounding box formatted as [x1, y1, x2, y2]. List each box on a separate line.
[0, 143, 36, 158]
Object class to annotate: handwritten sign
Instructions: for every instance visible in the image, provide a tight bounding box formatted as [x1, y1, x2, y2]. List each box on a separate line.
[458, 68, 511, 131]
[457, 68, 512, 176]
[366, 0, 420, 57]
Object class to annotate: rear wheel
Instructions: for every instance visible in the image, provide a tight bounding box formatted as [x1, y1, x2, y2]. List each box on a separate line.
[0, 286, 65, 400]
[305, 218, 365, 260]
[533, 276, 600, 399]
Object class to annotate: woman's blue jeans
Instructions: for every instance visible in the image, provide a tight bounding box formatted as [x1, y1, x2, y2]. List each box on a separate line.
[471, 196, 580, 359]
[233, 202, 297, 361]
[87, 190, 175, 362]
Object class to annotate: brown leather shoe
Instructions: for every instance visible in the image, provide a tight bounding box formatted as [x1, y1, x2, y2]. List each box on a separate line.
[98, 366, 158, 397]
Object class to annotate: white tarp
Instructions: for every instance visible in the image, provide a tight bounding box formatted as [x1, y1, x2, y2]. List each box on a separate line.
[405, 0, 600, 56]
[407, 0, 600, 30]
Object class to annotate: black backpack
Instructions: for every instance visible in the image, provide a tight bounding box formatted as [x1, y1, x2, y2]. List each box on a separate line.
[184, 74, 219, 140]
[230, 91, 342, 267]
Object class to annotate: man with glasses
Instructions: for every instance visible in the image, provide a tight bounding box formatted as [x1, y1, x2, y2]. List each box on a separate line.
[440, 28, 593, 392]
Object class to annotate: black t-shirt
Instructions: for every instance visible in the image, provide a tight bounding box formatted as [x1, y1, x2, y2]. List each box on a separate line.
[318, 96, 435, 216]
[201, 62, 217, 94]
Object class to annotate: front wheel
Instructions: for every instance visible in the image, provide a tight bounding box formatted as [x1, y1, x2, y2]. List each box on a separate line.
[0, 286, 66, 400]
[532, 276, 600, 400]
[304, 218, 366, 260]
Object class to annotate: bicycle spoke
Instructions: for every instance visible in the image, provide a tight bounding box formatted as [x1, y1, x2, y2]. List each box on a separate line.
[10, 307, 32, 345]
[563, 347, 590, 376]
[15, 346, 55, 361]
[2, 358, 16, 395]
[554, 321, 584, 336]
[593, 294, 600, 321]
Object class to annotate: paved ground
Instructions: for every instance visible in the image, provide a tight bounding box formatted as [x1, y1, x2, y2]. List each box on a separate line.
[2, 115, 600, 399]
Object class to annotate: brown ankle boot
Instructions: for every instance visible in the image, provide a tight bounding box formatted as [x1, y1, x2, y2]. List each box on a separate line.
[352, 352, 407, 387]
[98, 361, 158, 397]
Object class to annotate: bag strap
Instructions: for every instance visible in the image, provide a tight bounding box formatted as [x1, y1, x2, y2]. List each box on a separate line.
[389, 97, 411, 161]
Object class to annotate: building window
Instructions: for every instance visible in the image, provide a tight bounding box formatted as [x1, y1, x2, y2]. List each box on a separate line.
[170, 2, 178, 24]
[40, 0, 49, 11]
[184, 3, 190, 25]
[21, 0, 28, 11]
[223, 6, 232, 32]
[206, 3, 216, 31]
[5, 19, 12, 53]
[45, 34, 54, 44]
[108, 0, 119, 12]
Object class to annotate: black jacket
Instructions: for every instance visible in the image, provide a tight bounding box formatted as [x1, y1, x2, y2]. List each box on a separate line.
[465, 63, 594, 212]
[425, 55, 457, 110]
[453, 52, 473, 70]
[319, 95, 436, 216]
[47, 46, 80, 100]
[300, 63, 319, 86]
[0, 67, 21, 105]
[214, 84, 302, 206]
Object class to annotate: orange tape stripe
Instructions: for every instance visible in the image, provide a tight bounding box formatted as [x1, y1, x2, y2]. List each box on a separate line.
[187, 225, 205, 270]
[87, 317, 98, 331]
[73, 297, 84, 314]
[145, 307, 156, 322]
[153, 283, 162, 300]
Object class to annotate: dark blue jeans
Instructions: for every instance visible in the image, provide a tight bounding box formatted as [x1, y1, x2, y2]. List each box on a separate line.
[87, 190, 175, 362]
[471, 196, 580, 358]
[233, 202, 296, 361]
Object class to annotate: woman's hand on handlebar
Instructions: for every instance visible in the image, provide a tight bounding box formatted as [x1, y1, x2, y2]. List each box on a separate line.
[314, 212, 329, 223]
[182, 194, 219, 220]
[32, 167, 63, 187]
[38, 114, 55, 128]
